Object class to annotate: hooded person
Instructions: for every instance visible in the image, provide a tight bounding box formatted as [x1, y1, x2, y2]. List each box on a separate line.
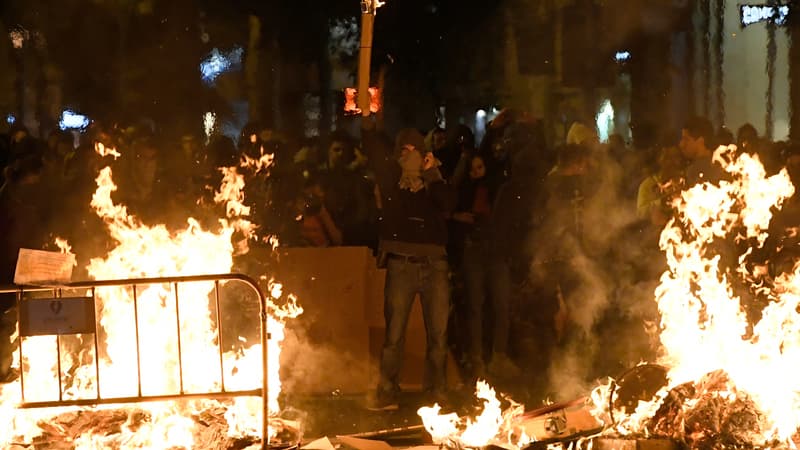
[361, 122, 457, 411]
[395, 128, 428, 192]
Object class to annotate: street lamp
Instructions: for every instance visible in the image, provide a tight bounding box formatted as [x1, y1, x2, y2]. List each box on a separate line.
[358, 0, 385, 117]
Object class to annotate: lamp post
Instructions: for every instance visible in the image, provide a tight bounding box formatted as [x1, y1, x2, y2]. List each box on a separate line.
[358, 0, 383, 117]
[788, 3, 800, 141]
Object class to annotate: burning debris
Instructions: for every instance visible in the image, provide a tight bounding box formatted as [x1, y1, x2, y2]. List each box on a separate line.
[417, 145, 800, 450]
[0, 142, 303, 448]
[18, 404, 262, 449]
[418, 381, 528, 449]
[644, 370, 766, 450]
[587, 146, 800, 449]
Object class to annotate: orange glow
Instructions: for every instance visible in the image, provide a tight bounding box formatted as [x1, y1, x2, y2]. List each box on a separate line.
[344, 88, 359, 114]
[368, 87, 381, 113]
[343, 87, 381, 115]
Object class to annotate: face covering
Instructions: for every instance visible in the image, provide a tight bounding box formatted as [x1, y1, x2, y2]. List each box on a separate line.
[398, 149, 424, 192]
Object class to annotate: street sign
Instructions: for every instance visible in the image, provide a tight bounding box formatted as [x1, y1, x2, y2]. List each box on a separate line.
[19, 297, 96, 336]
[740, 4, 791, 27]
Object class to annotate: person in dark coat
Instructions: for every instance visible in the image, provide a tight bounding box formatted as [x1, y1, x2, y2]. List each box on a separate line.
[363, 120, 457, 411]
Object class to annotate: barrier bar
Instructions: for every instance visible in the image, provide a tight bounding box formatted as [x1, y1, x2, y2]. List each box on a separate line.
[1, 273, 269, 448]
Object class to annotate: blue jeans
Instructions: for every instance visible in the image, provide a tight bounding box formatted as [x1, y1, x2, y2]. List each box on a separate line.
[462, 239, 511, 366]
[378, 255, 450, 394]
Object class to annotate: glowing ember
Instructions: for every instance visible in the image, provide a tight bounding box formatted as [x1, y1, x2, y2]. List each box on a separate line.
[0, 141, 301, 448]
[591, 145, 800, 447]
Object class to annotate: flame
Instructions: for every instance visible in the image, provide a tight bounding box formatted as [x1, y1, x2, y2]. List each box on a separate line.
[95, 142, 121, 160]
[591, 146, 800, 446]
[418, 381, 528, 449]
[0, 145, 301, 448]
[241, 148, 274, 175]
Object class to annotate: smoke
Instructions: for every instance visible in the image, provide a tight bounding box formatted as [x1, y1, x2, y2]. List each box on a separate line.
[279, 320, 372, 396]
[527, 147, 665, 401]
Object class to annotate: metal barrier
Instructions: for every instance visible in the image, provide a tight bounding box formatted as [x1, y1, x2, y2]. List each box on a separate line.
[0, 273, 269, 447]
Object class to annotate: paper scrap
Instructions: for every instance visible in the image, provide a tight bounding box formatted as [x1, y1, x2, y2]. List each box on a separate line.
[336, 436, 394, 450]
[14, 248, 75, 285]
[302, 437, 335, 450]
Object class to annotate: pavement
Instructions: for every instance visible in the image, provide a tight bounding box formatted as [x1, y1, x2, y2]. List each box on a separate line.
[282, 390, 473, 443]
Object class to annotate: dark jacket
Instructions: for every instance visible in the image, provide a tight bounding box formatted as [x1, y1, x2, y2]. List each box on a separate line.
[363, 128, 457, 254]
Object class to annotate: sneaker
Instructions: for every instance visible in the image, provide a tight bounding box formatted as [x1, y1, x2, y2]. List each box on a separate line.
[366, 389, 399, 411]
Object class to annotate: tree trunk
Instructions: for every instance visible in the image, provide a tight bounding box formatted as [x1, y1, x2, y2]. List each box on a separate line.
[713, 0, 725, 127]
[629, 31, 671, 149]
[271, 36, 282, 130]
[319, 24, 333, 137]
[789, 4, 800, 141]
[246, 15, 261, 124]
[116, 7, 131, 117]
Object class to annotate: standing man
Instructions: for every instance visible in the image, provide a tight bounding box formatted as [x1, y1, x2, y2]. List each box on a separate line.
[363, 120, 457, 411]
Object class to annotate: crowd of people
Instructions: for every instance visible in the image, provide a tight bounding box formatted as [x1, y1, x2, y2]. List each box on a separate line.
[1, 110, 799, 409]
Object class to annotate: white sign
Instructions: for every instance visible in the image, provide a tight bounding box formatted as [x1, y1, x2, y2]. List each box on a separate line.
[19, 297, 96, 336]
[741, 4, 790, 27]
[14, 248, 76, 286]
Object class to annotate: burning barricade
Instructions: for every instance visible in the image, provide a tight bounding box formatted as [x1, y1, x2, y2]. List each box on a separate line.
[0, 142, 303, 449]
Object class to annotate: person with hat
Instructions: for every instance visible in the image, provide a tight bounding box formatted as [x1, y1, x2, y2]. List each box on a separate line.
[362, 119, 457, 411]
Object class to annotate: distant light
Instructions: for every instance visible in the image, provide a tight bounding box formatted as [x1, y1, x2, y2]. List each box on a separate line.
[9, 29, 25, 49]
[203, 112, 216, 143]
[740, 4, 791, 27]
[6, 114, 15, 125]
[200, 47, 244, 85]
[614, 51, 631, 62]
[595, 99, 615, 144]
[475, 109, 488, 145]
[776, 5, 790, 25]
[59, 110, 90, 131]
[342, 87, 381, 115]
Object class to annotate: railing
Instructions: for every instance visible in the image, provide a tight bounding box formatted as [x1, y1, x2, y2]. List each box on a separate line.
[0, 273, 269, 448]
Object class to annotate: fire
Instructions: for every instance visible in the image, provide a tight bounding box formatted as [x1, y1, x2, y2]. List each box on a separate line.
[418, 381, 528, 449]
[241, 150, 275, 175]
[0, 142, 301, 448]
[422, 145, 800, 449]
[592, 145, 800, 446]
[95, 142, 121, 160]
